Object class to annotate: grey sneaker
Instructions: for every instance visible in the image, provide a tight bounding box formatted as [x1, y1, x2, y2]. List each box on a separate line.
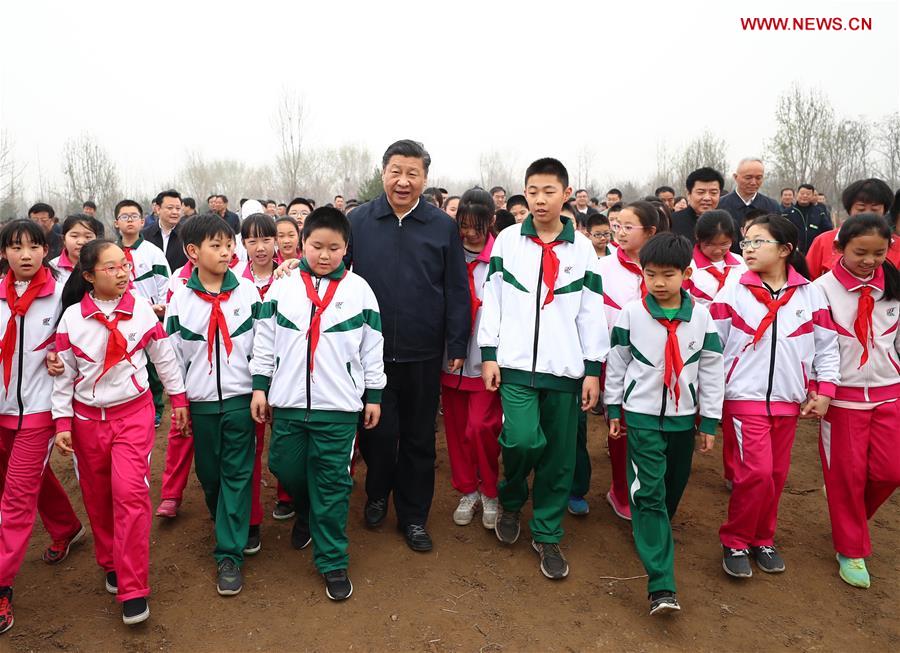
[216, 559, 243, 596]
[531, 540, 569, 580]
[722, 546, 753, 578]
[494, 507, 521, 544]
[751, 545, 785, 573]
[649, 590, 681, 615]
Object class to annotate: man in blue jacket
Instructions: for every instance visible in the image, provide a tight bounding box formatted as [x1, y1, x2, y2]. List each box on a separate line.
[346, 140, 470, 552]
[782, 183, 833, 253]
[717, 158, 781, 252]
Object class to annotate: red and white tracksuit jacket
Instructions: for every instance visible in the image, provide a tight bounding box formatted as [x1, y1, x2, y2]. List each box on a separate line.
[440, 236, 502, 498]
[53, 291, 187, 602]
[814, 260, 900, 557]
[0, 272, 82, 587]
[710, 266, 841, 549]
[49, 249, 76, 288]
[684, 247, 747, 307]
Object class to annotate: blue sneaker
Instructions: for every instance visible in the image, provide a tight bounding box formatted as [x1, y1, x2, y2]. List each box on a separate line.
[154, 414, 162, 428]
[567, 496, 589, 516]
[837, 554, 870, 588]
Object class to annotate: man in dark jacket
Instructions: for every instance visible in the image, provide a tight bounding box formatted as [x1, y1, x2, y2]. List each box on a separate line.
[142, 189, 188, 270]
[670, 167, 724, 244]
[717, 158, 781, 252]
[28, 202, 63, 259]
[782, 183, 833, 253]
[346, 139, 470, 553]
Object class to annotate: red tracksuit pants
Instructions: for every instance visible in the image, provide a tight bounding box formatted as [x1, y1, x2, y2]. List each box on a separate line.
[0, 424, 82, 586]
[719, 410, 798, 549]
[72, 397, 155, 602]
[441, 385, 502, 497]
[819, 402, 900, 558]
[608, 419, 629, 508]
[160, 418, 291, 524]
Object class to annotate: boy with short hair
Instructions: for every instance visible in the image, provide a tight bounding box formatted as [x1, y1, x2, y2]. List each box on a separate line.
[250, 207, 385, 602]
[506, 194, 529, 224]
[604, 232, 724, 615]
[585, 213, 613, 258]
[478, 158, 608, 580]
[164, 214, 261, 597]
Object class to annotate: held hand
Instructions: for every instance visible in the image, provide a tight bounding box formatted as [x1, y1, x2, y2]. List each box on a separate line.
[173, 407, 190, 435]
[608, 418, 621, 439]
[152, 304, 166, 318]
[581, 376, 600, 412]
[801, 394, 831, 418]
[363, 403, 381, 429]
[698, 433, 715, 453]
[799, 390, 817, 418]
[45, 351, 64, 377]
[447, 358, 465, 374]
[273, 258, 301, 279]
[250, 390, 271, 424]
[55, 431, 74, 455]
[481, 361, 501, 392]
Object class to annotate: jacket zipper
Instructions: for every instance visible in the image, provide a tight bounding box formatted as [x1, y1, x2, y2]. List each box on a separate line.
[764, 285, 779, 416]
[391, 219, 401, 362]
[305, 277, 321, 421]
[15, 314, 25, 430]
[214, 329, 223, 409]
[530, 250, 544, 385]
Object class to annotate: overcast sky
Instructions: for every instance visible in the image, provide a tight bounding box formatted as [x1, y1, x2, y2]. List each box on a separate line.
[1, 0, 898, 196]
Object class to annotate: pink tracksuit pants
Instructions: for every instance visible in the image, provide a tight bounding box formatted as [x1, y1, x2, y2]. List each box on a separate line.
[441, 385, 502, 498]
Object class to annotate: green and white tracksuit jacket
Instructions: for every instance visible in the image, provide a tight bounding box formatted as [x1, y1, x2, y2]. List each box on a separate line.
[164, 269, 261, 413]
[123, 236, 171, 305]
[477, 216, 609, 392]
[604, 291, 724, 433]
[250, 260, 386, 421]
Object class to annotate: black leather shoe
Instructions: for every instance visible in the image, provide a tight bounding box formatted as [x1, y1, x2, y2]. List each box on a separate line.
[403, 524, 433, 552]
[364, 498, 388, 528]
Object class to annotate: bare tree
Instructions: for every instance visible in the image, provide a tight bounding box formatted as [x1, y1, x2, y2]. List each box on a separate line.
[767, 85, 834, 189]
[273, 91, 308, 200]
[61, 133, 120, 220]
[478, 150, 518, 193]
[671, 131, 730, 190]
[0, 131, 24, 218]
[573, 145, 596, 192]
[875, 112, 900, 189]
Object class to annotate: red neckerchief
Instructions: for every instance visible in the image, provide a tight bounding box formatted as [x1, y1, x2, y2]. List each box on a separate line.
[617, 246, 647, 297]
[300, 270, 345, 374]
[1, 266, 51, 394]
[192, 289, 234, 370]
[527, 236, 563, 307]
[91, 304, 134, 390]
[706, 264, 729, 292]
[854, 286, 875, 368]
[643, 297, 683, 406]
[466, 259, 482, 334]
[743, 285, 798, 350]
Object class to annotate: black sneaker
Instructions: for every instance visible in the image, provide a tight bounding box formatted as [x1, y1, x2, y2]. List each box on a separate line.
[402, 524, 433, 552]
[291, 519, 312, 550]
[323, 569, 353, 601]
[216, 559, 243, 596]
[722, 546, 753, 578]
[244, 525, 261, 556]
[364, 498, 388, 528]
[649, 590, 681, 615]
[272, 501, 296, 521]
[0, 586, 13, 635]
[122, 597, 149, 625]
[494, 507, 521, 545]
[105, 571, 118, 595]
[751, 545, 786, 573]
[531, 540, 569, 580]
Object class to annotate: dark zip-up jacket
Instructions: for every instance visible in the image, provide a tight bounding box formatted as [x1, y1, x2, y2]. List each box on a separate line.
[782, 203, 833, 254]
[345, 193, 470, 363]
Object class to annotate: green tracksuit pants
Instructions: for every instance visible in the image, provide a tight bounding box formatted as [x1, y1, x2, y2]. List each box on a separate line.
[625, 423, 696, 594]
[191, 398, 256, 566]
[571, 411, 591, 498]
[497, 383, 579, 543]
[268, 411, 357, 574]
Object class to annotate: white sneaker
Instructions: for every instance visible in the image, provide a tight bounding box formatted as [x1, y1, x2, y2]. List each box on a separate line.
[453, 492, 480, 526]
[481, 494, 499, 529]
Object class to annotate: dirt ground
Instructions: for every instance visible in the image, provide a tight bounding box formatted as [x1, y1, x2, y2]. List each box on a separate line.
[5, 410, 899, 653]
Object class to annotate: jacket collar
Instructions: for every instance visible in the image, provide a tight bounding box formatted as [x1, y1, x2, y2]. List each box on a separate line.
[644, 289, 694, 322]
[0, 269, 57, 301]
[833, 259, 885, 292]
[299, 258, 346, 280]
[120, 234, 144, 249]
[80, 290, 135, 319]
[241, 260, 275, 282]
[476, 234, 495, 263]
[739, 265, 808, 290]
[373, 193, 427, 223]
[57, 248, 75, 271]
[692, 244, 741, 269]
[186, 268, 239, 294]
[520, 215, 575, 243]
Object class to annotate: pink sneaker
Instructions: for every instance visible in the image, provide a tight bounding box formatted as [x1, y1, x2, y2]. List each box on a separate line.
[155, 499, 180, 518]
[606, 490, 632, 521]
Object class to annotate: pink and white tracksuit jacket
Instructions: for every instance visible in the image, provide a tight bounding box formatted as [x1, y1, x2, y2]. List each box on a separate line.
[53, 291, 187, 602]
[814, 261, 900, 558]
[710, 266, 841, 550]
[684, 247, 747, 307]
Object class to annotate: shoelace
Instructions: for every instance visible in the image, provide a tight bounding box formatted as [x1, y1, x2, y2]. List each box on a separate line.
[459, 494, 480, 509]
[757, 546, 777, 557]
[729, 548, 750, 557]
[845, 558, 866, 570]
[407, 524, 428, 537]
[541, 543, 563, 558]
